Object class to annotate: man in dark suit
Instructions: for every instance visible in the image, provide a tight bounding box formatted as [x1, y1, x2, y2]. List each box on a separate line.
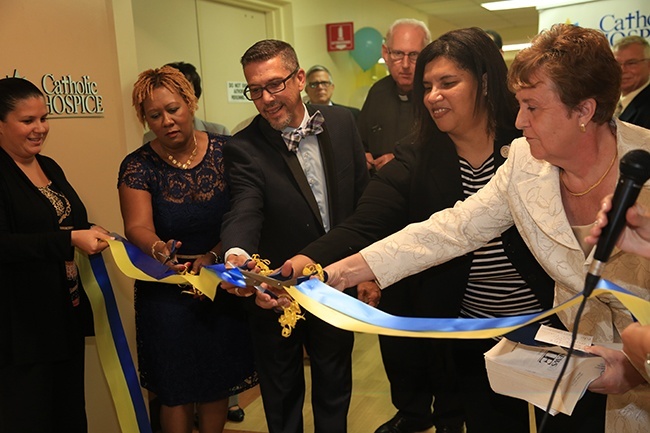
[304, 64, 361, 123]
[220, 39, 368, 433]
[613, 36, 650, 129]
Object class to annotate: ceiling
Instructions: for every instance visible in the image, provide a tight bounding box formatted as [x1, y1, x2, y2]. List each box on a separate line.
[393, 0, 540, 49]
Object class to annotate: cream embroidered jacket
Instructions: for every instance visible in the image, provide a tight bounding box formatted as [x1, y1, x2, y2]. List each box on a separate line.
[362, 120, 650, 344]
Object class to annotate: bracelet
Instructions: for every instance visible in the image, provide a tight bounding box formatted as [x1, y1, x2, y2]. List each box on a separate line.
[151, 240, 165, 259]
[207, 250, 222, 263]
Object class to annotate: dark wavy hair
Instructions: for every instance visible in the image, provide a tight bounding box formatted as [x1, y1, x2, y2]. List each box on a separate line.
[413, 27, 518, 145]
[0, 77, 44, 121]
[508, 24, 621, 124]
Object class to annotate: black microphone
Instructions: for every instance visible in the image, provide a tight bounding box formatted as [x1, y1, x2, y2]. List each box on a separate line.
[584, 149, 650, 297]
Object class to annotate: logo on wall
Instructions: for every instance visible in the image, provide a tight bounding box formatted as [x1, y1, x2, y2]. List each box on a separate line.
[42, 74, 104, 118]
[3, 69, 105, 118]
[599, 10, 650, 45]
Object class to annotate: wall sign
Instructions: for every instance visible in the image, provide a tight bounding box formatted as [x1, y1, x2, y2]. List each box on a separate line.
[538, 0, 649, 46]
[326, 22, 354, 51]
[42, 74, 104, 118]
[227, 81, 249, 103]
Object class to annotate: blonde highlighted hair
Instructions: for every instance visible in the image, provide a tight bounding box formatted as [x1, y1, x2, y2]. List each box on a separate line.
[132, 66, 198, 125]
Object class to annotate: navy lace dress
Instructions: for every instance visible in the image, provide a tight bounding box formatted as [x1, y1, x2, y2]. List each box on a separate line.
[117, 133, 257, 405]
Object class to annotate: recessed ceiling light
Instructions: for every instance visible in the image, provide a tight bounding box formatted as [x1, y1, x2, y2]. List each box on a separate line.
[481, 0, 593, 11]
[503, 43, 532, 52]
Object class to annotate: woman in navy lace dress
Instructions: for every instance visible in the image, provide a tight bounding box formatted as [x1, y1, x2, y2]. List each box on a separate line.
[118, 66, 257, 433]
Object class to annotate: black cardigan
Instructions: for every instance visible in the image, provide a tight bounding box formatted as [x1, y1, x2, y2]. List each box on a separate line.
[0, 147, 92, 367]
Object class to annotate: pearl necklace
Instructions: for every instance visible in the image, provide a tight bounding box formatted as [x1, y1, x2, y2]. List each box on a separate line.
[561, 150, 617, 197]
[166, 134, 198, 169]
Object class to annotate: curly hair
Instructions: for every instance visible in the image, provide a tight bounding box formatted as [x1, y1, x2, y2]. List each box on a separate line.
[508, 24, 621, 124]
[131, 66, 198, 125]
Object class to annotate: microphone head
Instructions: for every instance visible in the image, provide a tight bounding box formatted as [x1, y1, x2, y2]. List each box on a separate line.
[620, 149, 650, 184]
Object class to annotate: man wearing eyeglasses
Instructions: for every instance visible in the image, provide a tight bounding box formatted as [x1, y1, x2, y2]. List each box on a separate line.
[220, 39, 368, 433]
[613, 36, 650, 129]
[304, 65, 361, 122]
[357, 19, 430, 174]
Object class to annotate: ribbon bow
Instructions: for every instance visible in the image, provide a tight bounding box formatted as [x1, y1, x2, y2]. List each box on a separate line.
[281, 110, 324, 152]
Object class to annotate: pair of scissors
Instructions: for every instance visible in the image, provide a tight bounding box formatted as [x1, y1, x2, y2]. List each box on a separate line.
[239, 268, 314, 291]
[156, 239, 179, 265]
[216, 264, 317, 299]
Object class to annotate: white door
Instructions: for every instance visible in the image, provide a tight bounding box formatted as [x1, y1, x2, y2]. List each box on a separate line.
[197, 1, 268, 133]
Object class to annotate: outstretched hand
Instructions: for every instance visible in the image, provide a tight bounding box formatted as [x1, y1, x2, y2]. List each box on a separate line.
[357, 280, 381, 307]
[72, 226, 114, 255]
[219, 255, 255, 297]
[255, 260, 292, 310]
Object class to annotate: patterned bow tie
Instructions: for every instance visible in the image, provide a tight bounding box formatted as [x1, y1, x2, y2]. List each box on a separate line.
[281, 110, 324, 152]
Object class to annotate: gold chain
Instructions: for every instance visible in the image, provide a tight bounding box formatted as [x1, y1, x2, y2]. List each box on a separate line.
[561, 150, 617, 197]
[166, 133, 198, 169]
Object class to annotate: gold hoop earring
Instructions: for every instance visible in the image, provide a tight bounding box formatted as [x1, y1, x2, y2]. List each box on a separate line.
[580, 123, 586, 133]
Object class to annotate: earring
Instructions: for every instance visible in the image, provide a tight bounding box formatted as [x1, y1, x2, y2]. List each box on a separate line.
[580, 123, 586, 133]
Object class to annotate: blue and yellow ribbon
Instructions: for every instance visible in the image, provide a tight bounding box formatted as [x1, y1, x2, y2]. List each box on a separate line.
[284, 278, 650, 337]
[76, 250, 152, 433]
[77, 236, 650, 433]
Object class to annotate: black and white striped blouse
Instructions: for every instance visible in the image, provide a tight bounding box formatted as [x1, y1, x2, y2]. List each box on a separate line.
[458, 156, 548, 323]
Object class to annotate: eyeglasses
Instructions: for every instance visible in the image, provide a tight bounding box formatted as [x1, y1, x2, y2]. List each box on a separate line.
[618, 58, 649, 69]
[308, 81, 332, 89]
[244, 66, 299, 101]
[387, 48, 420, 63]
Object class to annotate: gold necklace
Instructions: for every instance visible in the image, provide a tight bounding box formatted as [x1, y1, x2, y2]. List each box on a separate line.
[561, 150, 617, 197]
[166, 134, 197, 169]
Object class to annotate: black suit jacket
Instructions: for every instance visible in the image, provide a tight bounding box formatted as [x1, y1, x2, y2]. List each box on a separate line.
[332, 102, 361, 123]
[620, 85, 650, 129]
[301, 126, 557, 322]
[0, 147, 92, 367]
[221, 104, 368, 268]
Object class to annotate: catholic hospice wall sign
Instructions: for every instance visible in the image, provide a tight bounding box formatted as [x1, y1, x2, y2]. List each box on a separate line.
[41, 74, 104, 118]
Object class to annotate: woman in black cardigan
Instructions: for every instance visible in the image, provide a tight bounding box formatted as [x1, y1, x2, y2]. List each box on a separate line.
[0, 77, 112, 433]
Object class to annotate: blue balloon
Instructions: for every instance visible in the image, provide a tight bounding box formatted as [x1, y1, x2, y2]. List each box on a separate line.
[351, 27, 383, 71]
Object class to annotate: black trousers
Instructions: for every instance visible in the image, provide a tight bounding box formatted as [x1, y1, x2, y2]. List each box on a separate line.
[377, 284, 464, 429]
[0, 334, 87, 433]
[379, 335, 464, 428]
[247, 304, 353, 433]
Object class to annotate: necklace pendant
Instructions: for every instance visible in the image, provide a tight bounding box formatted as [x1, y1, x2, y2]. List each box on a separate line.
[164, 133, 198, 170]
